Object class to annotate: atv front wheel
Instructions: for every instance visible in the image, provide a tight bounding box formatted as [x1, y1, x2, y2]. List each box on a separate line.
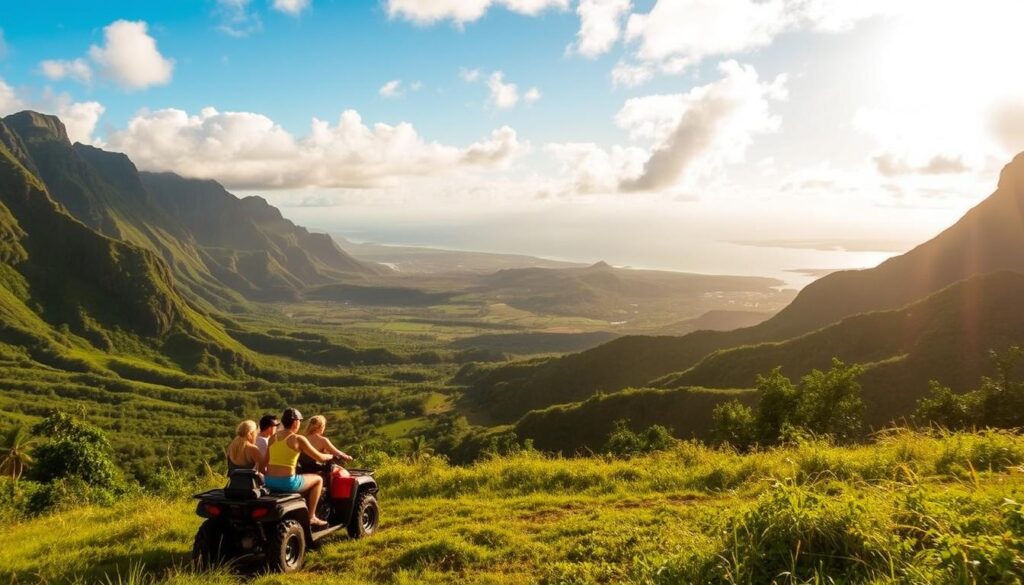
[192, 520, 229, 569]
[348, 493, 379, 539]
[269, 519, 306, 573]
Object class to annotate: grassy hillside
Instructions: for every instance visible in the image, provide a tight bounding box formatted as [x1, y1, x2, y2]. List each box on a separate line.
[515, 386, 755, 453]
[466, 151, 1024, 414]
[655, 271, 1024, 425]
[4, 430, 1024, 584]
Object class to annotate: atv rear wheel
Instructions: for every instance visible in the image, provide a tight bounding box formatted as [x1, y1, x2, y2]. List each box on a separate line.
[347, 493, 379, 539]
[268, 519, 306, 573]
[192, 520, 229, 569]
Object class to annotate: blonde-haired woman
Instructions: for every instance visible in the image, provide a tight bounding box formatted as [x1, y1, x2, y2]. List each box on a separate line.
[304, 415, 353, 472]
[227, 420, 262, 472]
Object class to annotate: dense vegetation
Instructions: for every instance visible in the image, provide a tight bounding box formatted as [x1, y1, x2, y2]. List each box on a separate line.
[4, 430, 1024, 584]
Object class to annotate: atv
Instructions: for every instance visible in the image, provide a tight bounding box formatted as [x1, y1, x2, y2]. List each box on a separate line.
[191, 459, 379, 573]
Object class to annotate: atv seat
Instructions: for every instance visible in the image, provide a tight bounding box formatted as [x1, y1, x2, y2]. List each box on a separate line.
[225, 469, 267, 500]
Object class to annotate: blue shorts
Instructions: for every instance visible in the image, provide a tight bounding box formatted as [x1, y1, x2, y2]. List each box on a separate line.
[265, 474, 304, 492]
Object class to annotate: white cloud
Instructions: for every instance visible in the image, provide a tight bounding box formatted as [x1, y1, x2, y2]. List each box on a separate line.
[487, 71, 519, 109]
[459, 67, 481, 82]
[574, 0, 631, 57]
[51, 97, 105, 144]
[524, 87, 542, 104]
[547, 142, 647, 194]
[379, 79, 403, 98]
[610, 61, 653, 88]
[0, 79, 22, 113]
[0, 79, 104, 144]
[216, 0, 263, 36]
[40, 58, 93, 84]
[104, 107, 524, 189]
[622, 61, 786, 191]
[386, 0, 568, 25]
[88, 20, 174, 90]
[272, 0, 311, 16]
[550, 61, 785, 194]
[625, 0, 789, 71]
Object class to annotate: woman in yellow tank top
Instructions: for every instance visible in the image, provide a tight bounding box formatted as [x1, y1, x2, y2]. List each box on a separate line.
[263, 408, 334, 527]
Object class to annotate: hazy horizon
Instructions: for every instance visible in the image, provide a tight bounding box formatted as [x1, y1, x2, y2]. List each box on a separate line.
[2, 1, 1023, 282]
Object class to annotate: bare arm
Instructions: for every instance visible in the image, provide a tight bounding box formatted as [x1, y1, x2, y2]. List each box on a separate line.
[296, 435, 333, 462]
[245, 444, 264, 472]
[321, 437, 352, 461]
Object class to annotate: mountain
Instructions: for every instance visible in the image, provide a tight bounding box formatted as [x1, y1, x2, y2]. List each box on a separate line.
[0, 116, 251, 375]
[510, 271, 1024, 451]
[465, 152, 1024, 421]
[2, 111, 377, 305]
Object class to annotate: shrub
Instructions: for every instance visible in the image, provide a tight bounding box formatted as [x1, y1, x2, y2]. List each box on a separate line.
[711, 400, 756, 451]
[604, 420, 676, 457]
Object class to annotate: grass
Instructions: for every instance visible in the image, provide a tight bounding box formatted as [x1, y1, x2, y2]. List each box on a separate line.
[4, 429, 1024, 584]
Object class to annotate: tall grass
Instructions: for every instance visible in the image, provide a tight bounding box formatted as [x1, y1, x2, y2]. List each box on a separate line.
[3, 429, 1022, 584]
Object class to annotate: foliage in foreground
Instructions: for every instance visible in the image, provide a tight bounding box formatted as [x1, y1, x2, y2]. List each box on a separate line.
[2, 429, 1024, 584]
[712, 358, 866, 450]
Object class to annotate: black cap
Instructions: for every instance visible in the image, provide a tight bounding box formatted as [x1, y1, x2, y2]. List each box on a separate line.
[282, 408, 303, 427]
[258, 414, 279, 431]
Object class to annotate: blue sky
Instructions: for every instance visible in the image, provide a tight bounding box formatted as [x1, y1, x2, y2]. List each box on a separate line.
[2, 1, 1023, 283]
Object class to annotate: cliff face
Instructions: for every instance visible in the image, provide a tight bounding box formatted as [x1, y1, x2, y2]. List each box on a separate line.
[0, 116, 251, 374]
[2, 111, 378, 306]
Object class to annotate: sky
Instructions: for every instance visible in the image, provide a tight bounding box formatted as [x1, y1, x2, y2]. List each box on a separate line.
[2, 0, 1024, 286]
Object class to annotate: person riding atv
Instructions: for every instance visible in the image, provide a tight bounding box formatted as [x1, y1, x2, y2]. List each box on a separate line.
[192, 409, 379, 573]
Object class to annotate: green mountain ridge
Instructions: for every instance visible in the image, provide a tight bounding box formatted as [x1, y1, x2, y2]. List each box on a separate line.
[465, 152, 1024, 421]
[2, 111, 378, 307]
[0, 116, 252, 376]
[513, 271, 1024, 452]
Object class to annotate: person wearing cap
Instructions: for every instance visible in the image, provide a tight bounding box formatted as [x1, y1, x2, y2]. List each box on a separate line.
[255, 414, 279, 466]
[264, 408, 334, 527]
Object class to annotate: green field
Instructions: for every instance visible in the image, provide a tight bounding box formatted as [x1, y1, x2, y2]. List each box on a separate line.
[3, 430, 1024, 584]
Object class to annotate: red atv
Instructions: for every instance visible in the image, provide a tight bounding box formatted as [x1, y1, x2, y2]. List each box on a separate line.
[192, 459, 379, 573]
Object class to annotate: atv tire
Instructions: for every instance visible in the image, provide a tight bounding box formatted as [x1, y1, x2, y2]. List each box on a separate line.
[347, 493, 379, 539]
[268, 519, 306, 573]
[192, 520, 229, 569]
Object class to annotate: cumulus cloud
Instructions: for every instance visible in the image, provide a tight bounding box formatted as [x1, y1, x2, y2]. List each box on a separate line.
[625, 0, 789, 72]
[272, 0, 311, 15]
[0, 79, 104, 144]
[40, 58, 93, 84]
[379, 79, 403, 98]
[88, 20, 174, 90]
[41, 21, 173, 91]
[104, 107, 524, 189]
[574, 0, 631, 57]
[549, 61, 785, 194]
[0, 79, 22, 113]
[485, 71, 539, 109]
[487, 72, 519, 109]
[386, 0, 569, 25]
[611, 61, 653, 88]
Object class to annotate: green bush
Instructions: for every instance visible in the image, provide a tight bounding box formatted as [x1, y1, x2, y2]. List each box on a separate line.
[604, 420, 676, 456]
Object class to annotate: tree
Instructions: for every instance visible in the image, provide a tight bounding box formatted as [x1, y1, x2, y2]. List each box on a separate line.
[914, 381, 976, 429]
[755, 368, 798, 444]
[604, 419, 676, 456]
[795, 359, 865, 442]
[711, 401, 756, 451]
[0, 425, 36, 481]
[29, 411, 118, 488]
[407, 435, 434, 464]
